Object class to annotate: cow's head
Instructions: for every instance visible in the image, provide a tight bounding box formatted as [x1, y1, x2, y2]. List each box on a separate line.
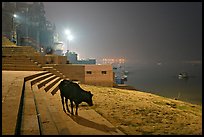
[86, 91, 93, 106]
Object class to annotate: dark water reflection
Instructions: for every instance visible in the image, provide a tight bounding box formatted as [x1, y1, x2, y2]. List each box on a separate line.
[125, 63, 202, 105]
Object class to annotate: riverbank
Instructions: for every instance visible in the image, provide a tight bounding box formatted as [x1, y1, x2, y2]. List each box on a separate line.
[80, 84, 202, 135]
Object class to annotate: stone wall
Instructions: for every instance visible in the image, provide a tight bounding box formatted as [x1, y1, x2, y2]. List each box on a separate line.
[53, 64, 85, 83]
[51, 64, 114, 87]
[84, 65, 114, 87]
[31, 55, 67, 65]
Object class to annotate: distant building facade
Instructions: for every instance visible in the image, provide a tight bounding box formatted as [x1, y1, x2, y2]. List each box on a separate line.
[2, 2, 57, 52]
[65, 50, 96, 64]
[102, 58, 128, 84]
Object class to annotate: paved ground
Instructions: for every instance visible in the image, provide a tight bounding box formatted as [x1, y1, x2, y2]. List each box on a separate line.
[2, 70, 124, 135]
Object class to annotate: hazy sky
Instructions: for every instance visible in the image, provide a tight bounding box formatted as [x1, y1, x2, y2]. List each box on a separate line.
[43, 2, 202, 65]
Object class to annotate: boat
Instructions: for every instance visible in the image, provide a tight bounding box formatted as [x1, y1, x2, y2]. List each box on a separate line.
[122, 75, 128, 81]
[178, 72, 188, 79]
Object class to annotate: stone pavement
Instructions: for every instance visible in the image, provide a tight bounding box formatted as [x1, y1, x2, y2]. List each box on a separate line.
[2, 71, 124, 135]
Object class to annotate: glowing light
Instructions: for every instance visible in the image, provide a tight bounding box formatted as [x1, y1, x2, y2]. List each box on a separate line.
[68, 35, 74, 41]
[65, 29, 71, 35]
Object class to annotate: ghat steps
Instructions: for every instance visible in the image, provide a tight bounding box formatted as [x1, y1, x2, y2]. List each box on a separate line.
[2, 71, 124, 135]
[2, 38, 123, 135]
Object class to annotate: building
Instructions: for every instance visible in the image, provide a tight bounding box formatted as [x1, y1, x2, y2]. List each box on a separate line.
[102, 58, 128, 84]
[65, 51, 78, 64]
[2, 2, 56, 52]
[49, 64, 114, 87]
[54, 42, 64, 56]
[77, 59, 96, 64]
[65, 50, 96, 64]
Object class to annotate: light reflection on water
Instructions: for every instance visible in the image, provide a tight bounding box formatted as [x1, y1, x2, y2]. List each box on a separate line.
[125, 64, 202, 105]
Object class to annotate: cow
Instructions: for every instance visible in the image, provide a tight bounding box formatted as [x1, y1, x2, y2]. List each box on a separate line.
[58, 80, 93, 115]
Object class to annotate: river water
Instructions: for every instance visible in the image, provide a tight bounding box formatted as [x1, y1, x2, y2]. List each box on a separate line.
[124, 63, 202, 105]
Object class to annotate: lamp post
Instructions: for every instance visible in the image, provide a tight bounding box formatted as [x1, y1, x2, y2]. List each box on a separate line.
[67, 34, 73, 52]
[25, 7, 28, 46]
[11, 13, 17, 43]
[65, 29, 74, 53]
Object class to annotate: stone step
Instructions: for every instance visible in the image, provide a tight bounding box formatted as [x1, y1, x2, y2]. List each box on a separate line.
[31, 84, 59, 135]
[2, 53, 39, 56]
[20, 81, 40, 135]
[3, 63, 39, 66]
[42, 67, 53, 69]
[2, 56, 31, 59]
[2, 50, 38, 52]
[48, 79, 63, 95]
[3, 58, 33, 61]
[44, 68, 65, 79]
[42, 91, 71, 135]
[2, 61, 36, 65]
[2, 47, 37, 52]
[2, 79, 24, 135]
[24, 71, 49, 81]
[44, 77, 62, 92]
[3, 59, 33, 62]
[2, 49, 37, 52]
[31, 73, 54, 86]
[2, 64, 44, 71]
[37, 75, 58, 89]
[2, 66, 45, 71]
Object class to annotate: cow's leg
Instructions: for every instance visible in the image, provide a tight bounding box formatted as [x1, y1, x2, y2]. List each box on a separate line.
[75, 103, 79, 115]
[65, 98, 70, 113]
[61, 96, 66, 112]
[70, 100, 74, 115]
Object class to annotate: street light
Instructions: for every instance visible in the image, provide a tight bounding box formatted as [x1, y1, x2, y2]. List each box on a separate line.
[65, 29, 71, 35]
[64, 29, 74, 52]
[13, 14, 17, 18]
[11, 13, 17, 43]
[67, 34, 74, 52]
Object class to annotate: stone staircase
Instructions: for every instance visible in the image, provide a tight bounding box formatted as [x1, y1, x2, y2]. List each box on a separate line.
[2, 56, 44, 71]
[2, 71, 64, 135]
[2, 36, 16, 46]
[2, 42, 125, 135]
[2, 44, 65, 76]
[2, 44, 42, 71]
[18, 71, 64, 135]
[2, 45, 67, 93]
[2, 42, 67, 95]
[3, 70, 124, 135]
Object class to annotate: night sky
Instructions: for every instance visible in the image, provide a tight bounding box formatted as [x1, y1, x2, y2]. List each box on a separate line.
[43, 2, 202, 65]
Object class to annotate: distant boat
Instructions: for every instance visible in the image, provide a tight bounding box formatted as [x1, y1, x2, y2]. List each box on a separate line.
[178, 72, 188, 79]
[122, 75, 128, 81]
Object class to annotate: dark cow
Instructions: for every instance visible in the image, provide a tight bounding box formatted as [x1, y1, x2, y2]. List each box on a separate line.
[58, 80, 93, 115]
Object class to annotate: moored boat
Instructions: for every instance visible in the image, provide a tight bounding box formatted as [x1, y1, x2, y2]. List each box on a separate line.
[178, 72, 188, 79]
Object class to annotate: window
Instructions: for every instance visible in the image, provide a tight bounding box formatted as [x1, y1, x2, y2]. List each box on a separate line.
[101, 71, 107, 74]
[86, 71, 92, 74]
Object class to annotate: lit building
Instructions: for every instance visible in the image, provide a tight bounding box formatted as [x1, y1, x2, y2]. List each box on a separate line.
[53, 32, 64, 56]
[101, 58, 127, 84]
[65, 51, 96, 64]
[65, 51, 78, 64]
[2, 2, 56, 52]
